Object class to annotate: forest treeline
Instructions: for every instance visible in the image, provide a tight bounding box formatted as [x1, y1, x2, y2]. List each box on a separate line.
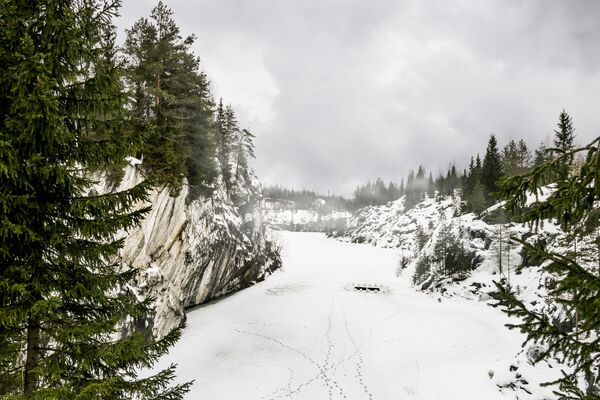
[352, 110, 578, 212]
[263, 186, 352, 211]
[274, 112, 575, 213]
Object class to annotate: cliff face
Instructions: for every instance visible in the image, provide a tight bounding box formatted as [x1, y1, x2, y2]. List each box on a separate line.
[97, 163, 281, 339]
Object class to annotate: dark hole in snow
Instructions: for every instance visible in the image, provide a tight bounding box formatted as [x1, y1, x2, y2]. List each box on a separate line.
[354, 286, 381, 292]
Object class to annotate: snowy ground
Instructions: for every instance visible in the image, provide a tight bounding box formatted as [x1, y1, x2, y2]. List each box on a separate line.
[152, 231, 547, 399]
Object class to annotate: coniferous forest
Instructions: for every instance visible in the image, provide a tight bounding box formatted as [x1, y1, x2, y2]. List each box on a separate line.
[350, 110, 579, 213]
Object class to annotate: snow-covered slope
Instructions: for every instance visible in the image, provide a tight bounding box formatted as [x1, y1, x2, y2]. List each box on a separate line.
[93, 162, 281, 339]
[343, 195, 459, 250]
[339, 193, 597, 397]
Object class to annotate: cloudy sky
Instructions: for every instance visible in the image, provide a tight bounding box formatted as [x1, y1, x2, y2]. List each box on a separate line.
[116, 0, 600, 197]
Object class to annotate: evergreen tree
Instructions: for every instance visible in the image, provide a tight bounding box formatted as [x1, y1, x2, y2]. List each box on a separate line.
[427, 172, 435, 196]
[553, 110, 576, 181]
[467, 182, 487, 214]
[215, 98, 231, 189]
[432, 223, 470, 276]
[464, 156, 477, 195]
[534, 141, 552, 167]
[533, 141, 553, 184]
[404, 169, 421, 209]
[496, 136, 600, 398]
[517, 139, 532, 173]
[123, 1, 217, 195]
[185, 69, 218, 200]
[502, 139, 521, 177]
[234, 128, 256, 186]
[481, 134, 503, 203]
[0, 0, 189, 398]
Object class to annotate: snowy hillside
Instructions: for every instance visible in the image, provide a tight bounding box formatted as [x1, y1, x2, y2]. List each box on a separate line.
[339, 192, 597, 397]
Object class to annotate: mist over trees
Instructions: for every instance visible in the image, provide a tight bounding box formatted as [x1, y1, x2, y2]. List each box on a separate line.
[264, 185, 352, 211]
[122, 3, 257, 204]
[350, 110, 581, 215]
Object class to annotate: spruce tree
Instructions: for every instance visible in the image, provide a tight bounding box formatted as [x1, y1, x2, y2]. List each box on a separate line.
[481, 134, 503, 204]
[0, 1, 190, 398]
[553, 110, 576, 181]
[496, 136, 600, 399]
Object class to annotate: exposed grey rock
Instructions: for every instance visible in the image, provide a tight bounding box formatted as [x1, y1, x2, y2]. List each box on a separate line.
[97, 165, 280, 339]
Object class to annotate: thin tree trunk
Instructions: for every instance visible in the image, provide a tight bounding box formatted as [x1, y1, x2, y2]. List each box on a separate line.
[24, 316, 41, 394]
[156, 74, 160, 106]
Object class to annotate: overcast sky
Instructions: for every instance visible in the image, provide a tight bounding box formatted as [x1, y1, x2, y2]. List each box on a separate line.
[116, 0, 600, 197]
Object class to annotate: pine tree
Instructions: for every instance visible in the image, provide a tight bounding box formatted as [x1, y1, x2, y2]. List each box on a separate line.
[481, 134, 504, 204]
[185, 69, 218, 201]
[496, 136, 600, 398]
[0, 0, 190, 398]
[533, 141, 553, 184]
[553, 110, 576, 181]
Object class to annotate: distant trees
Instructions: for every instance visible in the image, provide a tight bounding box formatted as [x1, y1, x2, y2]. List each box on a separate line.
[502, 139, 531, 177]
[350, 110, 579, 217]
[352, 178, 404, 208]
[264, 186, 352, 211]
[412, 222, 471, 285]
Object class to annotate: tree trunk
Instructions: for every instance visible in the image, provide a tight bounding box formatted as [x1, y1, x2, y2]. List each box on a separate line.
[24, 316, 41, 394]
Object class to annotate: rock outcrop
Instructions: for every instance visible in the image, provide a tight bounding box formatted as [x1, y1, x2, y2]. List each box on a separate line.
[95, 163, 281, 339]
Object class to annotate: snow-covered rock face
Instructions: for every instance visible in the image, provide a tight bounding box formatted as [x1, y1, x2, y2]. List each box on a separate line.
[343, 195, 460, 252]
[263, 200, 350, 233]
[96, 165, 280, 339]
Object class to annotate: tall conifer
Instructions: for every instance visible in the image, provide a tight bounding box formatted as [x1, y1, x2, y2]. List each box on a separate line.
[0, 1, 189, 398]
[553, 110, 576, 181]
[481, 134, 503, 203]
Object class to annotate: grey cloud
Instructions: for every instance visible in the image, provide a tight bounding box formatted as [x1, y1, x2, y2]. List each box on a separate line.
[117, 0, 600, 196]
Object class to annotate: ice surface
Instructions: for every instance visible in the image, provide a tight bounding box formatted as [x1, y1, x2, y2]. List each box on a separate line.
[150, 231, 557, 399]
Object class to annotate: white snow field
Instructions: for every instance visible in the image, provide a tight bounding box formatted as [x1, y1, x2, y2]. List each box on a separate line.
[153, 231, 545, 399]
